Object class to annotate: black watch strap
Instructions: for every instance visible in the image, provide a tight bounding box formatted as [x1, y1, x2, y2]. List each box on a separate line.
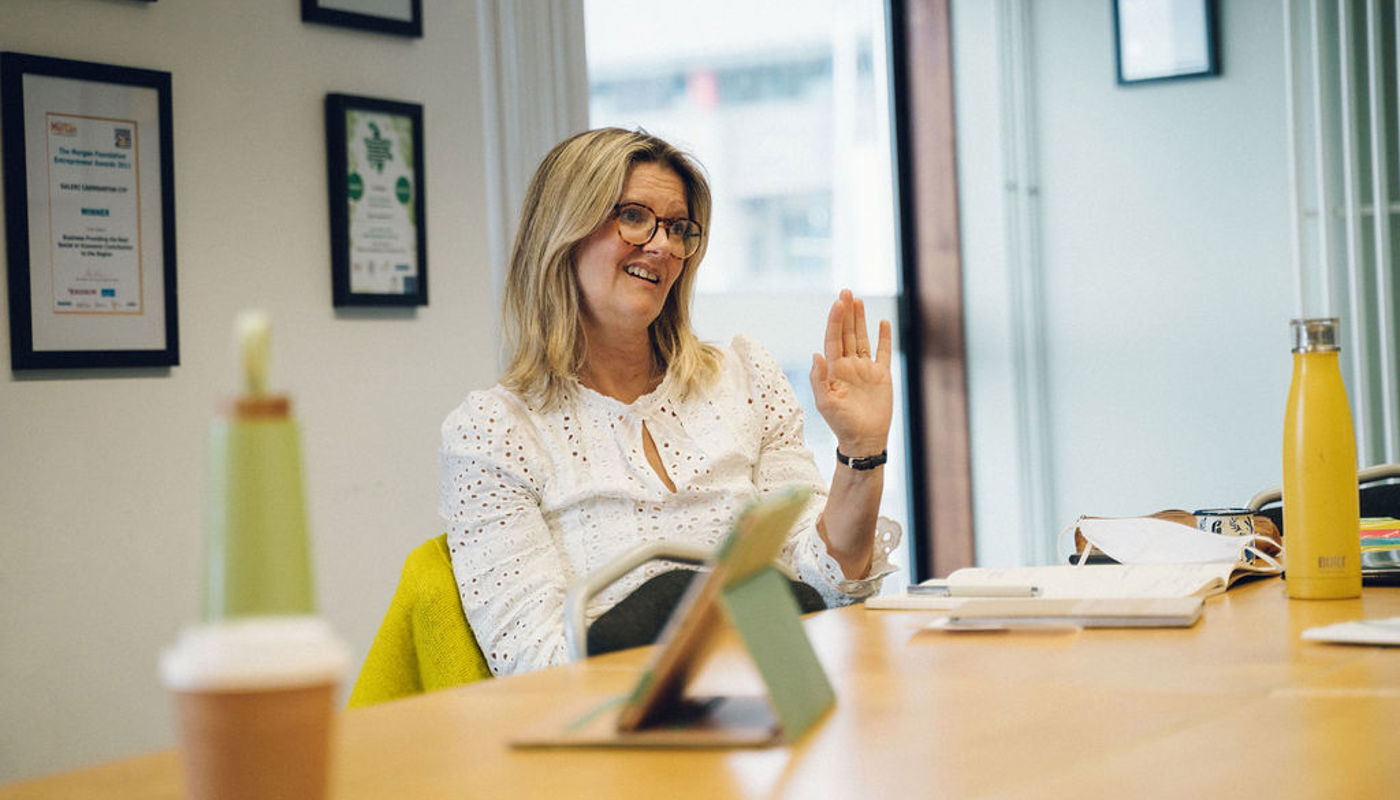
[836, 448, 887, 470]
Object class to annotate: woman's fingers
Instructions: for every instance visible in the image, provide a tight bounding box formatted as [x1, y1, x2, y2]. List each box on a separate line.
[876, 319, 892, 366]
[825, 288, 892, 366]
[840, 289, 858, 357]
[853, 297, 870, 358]
[823, 298, 844, 363]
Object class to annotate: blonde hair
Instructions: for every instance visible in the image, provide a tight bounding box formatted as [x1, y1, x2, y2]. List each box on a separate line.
[500, 128, 722, 409]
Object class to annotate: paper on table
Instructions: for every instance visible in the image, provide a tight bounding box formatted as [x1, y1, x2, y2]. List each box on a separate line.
[1301, 617, 1400, 646]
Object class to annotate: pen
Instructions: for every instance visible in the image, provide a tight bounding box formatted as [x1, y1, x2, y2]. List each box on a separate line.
[909, 581, 1040, 598]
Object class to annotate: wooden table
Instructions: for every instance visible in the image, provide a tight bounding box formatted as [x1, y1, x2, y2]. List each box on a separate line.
[6, 578, 1400, 799]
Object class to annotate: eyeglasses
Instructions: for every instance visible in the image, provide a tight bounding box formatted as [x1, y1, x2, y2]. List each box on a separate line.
[612, 202, 703, 259]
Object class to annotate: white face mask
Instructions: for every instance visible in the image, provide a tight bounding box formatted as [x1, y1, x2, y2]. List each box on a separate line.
[1069, 516, 1281, 568]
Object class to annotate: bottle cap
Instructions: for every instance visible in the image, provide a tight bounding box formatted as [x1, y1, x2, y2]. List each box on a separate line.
[1291, 317, 1341, 353]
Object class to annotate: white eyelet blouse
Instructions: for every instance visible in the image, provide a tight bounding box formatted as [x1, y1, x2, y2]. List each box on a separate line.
[439, 335, 901, 676]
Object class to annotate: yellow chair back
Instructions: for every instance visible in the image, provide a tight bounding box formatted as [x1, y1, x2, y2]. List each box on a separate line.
[348, 534, 491, 708]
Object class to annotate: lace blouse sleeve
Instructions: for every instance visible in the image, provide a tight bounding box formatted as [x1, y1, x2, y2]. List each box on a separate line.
[733, 335, 901, 605]
[439, 390, 569, 675]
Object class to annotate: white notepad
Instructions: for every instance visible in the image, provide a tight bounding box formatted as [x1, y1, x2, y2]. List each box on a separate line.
[930, 596, 1205, 629]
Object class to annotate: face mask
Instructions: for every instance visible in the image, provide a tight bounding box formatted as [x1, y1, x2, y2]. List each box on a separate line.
[1065, 516, 1282, 568]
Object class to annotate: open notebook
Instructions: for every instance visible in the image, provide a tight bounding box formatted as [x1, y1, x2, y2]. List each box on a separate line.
[868, 560, 1280, 611]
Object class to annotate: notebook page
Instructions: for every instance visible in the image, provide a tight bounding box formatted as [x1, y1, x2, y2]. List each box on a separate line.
[945, 563, 1238, 599]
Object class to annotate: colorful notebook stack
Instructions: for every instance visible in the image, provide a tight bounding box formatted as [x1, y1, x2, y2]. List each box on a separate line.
[1360, 517, 1400, 583]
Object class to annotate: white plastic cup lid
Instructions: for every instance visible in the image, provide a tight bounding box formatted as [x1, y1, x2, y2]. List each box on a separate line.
[160, 616, 350, 692]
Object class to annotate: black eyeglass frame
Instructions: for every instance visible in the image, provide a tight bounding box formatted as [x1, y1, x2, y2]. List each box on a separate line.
[611, 202, 703, 259]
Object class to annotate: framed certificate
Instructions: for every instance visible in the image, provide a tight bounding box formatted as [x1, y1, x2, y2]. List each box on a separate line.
[325, 93, 427, 307]
[302, 0, 423, 38]
[1, 52, 179, 370]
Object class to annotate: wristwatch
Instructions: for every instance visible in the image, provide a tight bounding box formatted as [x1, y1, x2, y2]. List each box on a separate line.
[835, 448, 887, 470]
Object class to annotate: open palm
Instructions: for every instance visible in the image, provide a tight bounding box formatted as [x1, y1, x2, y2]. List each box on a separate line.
[809, 290, 893, 458]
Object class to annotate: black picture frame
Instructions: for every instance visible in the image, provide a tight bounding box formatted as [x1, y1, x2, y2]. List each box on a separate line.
[325, 93, 427, 307]
[1113, 0, 1220, 85]
[1, 52, 179, 370]
[301, 0, 423, 38]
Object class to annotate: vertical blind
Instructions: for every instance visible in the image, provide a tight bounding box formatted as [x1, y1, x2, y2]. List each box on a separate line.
[1284, 0, 1400, 466]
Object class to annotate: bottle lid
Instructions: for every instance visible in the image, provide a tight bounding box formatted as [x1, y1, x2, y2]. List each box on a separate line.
[1291, 317, 1341, 352]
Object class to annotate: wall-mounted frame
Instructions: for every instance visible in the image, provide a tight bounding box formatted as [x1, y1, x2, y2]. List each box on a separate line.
[325, 93, 427, 307]
[302, 0, 423, 38]
[1, 52, 178, 370]
[1113, 0, 1219, 85]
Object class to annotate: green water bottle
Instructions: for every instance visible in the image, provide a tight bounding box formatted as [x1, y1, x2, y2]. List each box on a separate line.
[204, 311, 315, 619]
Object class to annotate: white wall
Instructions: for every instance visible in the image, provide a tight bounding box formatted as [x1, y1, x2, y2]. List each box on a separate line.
[1, 0, 497, 782]
[956, 1, 1296, 566]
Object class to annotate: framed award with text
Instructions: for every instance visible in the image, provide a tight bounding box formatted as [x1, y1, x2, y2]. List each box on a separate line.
[325, 93, 427, 307]
[1, 52, 179, 370]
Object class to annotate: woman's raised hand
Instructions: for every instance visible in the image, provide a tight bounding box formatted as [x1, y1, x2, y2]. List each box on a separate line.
[809, 289, 893, 458]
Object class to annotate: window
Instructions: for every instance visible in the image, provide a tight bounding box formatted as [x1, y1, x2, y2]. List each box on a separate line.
[585, 0, 911, 587]
[741, 192, 831, 281]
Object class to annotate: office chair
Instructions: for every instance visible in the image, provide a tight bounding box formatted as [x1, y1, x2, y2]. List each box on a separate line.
[350, 534, 714, 706]
[562, 541, 712, 662]
[347, 534, 492, 708]
[1246, 463, 1400, 534]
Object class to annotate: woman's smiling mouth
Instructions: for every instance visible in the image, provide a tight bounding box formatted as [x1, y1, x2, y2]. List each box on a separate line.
[624, 264, 660, 284]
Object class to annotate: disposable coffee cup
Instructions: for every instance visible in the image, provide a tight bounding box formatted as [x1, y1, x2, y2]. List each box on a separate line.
[160, 617, 350, 800]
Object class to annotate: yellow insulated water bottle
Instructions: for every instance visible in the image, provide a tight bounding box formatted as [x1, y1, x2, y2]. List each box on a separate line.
[1282, 317, 1361, 599]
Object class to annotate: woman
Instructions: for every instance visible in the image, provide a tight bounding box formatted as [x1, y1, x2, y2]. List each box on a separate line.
[440, 128, 901, 676]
